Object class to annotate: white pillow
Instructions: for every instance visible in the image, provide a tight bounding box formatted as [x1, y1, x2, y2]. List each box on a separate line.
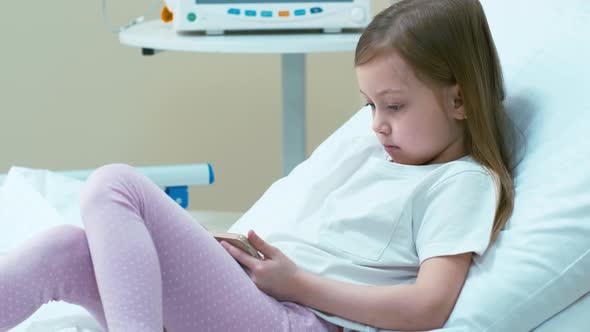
[0, 167, 84, 255]
[443, 1, 590, 331]
[533, 292, 590, 332]
[300, 1, 590, 331]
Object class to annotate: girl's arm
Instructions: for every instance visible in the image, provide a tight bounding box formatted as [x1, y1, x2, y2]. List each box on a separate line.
[222, 230, 472, 331]
[291, 252, 472, 331]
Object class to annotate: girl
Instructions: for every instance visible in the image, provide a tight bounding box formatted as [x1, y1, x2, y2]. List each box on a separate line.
[0, 0, 514, 331]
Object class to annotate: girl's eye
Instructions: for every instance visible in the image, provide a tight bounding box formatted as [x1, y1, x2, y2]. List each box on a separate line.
[365, 103, 403, 112]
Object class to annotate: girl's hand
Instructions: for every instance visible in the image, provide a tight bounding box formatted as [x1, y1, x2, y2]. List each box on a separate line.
[221, 229, 302, 302]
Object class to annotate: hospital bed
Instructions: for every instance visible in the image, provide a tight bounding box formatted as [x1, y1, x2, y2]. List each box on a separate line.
[2, 0, 590, 330]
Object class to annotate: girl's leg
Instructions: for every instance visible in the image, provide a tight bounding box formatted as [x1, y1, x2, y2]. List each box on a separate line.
[79, 163, 339, 332]
[0, 224, 108, 331]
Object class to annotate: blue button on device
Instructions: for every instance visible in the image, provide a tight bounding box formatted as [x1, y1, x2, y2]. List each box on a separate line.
[245, 10, 256, 17]
[228, 8, 240, 15]
[261, 10, 273, 17]
[310, 7, 323, 14]
[294, 9, 306, 16]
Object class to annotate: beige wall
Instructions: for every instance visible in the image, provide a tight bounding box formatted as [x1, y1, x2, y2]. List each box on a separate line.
[0, 0, 392, 212]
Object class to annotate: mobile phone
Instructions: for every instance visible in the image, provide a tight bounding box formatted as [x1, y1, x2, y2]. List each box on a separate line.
[210, 231, 263, 259]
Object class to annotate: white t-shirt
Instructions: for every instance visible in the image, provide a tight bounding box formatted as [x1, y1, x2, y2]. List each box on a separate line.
[228, 135, 498, 332]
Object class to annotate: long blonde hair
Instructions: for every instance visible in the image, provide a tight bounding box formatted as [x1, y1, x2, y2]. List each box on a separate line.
[355, 0, 514, 242]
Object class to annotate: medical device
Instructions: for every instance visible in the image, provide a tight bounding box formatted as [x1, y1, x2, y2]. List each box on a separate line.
[164, 0, 371, 34]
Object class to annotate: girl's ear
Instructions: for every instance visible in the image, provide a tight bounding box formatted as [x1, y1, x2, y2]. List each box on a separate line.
[449, 84, 467, 120]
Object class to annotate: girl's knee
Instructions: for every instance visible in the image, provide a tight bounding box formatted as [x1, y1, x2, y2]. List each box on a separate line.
[36, 224, 91, 264]
[80, 163, 139, 211]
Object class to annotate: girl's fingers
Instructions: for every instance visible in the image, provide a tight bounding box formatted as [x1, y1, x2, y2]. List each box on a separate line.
[221, 241, 258, 271]
[247, 230, 278, 258]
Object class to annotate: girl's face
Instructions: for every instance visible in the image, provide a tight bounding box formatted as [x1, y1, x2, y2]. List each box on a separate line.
[355, 51, 468, 165]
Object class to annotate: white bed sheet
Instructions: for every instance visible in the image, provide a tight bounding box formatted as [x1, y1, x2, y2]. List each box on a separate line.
[10, 302, 101, 332]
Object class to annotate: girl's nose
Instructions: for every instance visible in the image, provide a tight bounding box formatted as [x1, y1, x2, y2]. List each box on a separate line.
[371, 110, 391, 136]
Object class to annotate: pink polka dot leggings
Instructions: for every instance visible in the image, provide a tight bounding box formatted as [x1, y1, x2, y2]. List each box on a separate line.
[0, 164, 340, 332]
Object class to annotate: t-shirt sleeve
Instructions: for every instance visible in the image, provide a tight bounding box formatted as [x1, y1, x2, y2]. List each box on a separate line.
[413, 170, 498, 264]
